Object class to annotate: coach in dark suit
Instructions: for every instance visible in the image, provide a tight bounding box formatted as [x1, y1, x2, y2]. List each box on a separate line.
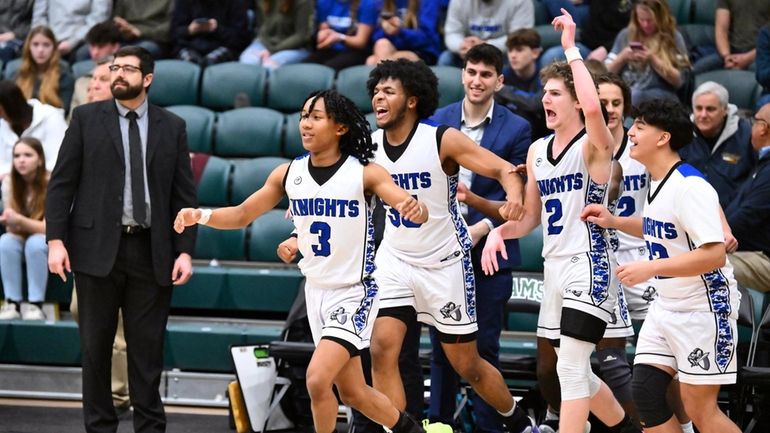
[428, 44, 531, 433]
[46, 46, 197, 433]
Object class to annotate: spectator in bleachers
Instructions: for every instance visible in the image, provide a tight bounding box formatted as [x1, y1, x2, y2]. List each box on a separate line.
[605, 0, 690, 104]
[0, 80, 66, 177]
[0, 0, 33, 64]
[538, 0, 632, 65]
[724, 102, 770, 293]
[31, 0, 112, 60]
[692, 0, 770, 74]
[679, 81, 756, 208]
[0, 137, 49, 320]
[84, 22, 121, 62]
[14, 26, 74, 113]
[304, 0, 380, 71]
[757, 25, 770, 109]
[495, 29, 548, 139]
[542, 0, 589, 28]
[239, 0, 314, 69]
[69, 56, 112, 120]
[365, 0, 442, 65]
[112, 0, 173, 59]
[171, 0, 251, 67]
[438, 0, 534, 67]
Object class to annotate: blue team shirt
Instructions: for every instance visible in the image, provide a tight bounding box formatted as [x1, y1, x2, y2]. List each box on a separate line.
[316, 0, 380, 52]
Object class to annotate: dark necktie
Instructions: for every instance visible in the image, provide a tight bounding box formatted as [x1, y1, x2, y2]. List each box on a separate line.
[126, 111, 147, 226]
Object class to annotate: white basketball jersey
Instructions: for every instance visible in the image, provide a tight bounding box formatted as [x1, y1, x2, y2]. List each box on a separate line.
[373, 121, 472, 267]
[643, 162, 739, 316]
[613, 134, 649, 251]
[284, 154, 375, 289]
[532, 130, 609, 258]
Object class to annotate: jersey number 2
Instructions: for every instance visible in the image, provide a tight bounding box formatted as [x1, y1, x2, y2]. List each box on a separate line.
[310, 221, 331, 257]
[544, 198, 563, 235]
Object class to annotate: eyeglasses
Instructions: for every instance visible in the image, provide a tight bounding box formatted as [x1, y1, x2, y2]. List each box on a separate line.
[752, 117, 769, 127]
[108, 64, 142, 74]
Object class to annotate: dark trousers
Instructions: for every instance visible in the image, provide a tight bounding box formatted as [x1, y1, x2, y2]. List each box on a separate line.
[75, 230, 173, 433]
[429, 270, 513, 433]
[304, 48, 370, 71]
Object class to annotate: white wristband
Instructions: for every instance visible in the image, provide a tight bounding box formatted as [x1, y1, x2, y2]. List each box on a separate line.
[482, 218, 495, 234]
[198, 208, 213, 225]
[564, 47, 582, 64]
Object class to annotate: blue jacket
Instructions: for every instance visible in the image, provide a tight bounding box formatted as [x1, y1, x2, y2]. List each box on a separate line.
[430, 101, 531, 269]
[757, 25, 770, 97]
[679, 105, 757, 208]
[371, 0, 441, 63]
[725, 150, 770, 257]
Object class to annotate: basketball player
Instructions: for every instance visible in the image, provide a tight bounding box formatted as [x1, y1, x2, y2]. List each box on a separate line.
[581, 98, 741, 433]
[363, 55, 536, 430]
[174, 90, 429, 433]
[481, 10, 639, 433]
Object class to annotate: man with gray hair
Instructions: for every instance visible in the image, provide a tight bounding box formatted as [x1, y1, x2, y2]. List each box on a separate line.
[679, 81, 756, 207]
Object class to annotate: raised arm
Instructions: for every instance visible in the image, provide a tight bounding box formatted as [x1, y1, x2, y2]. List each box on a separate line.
[364, 163, 428, 224]
[440, 128, 525, 220]
[174, 163, 289, 232]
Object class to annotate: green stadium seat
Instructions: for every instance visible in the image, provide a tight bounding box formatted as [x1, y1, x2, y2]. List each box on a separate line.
[431, 66, 464, 108]
[231, 157, 290, 207]
[680, 23, 716, 49]
[336, 65, 375, 113]
[196, 155, 231, 207]
[694, 69, 763, 110]
[3, 58, 21, 79]
[0, 60, 4, 79]
[149, 60, 201, 106]
[533, 0, 549, 26]
[214, 107, 284, 157]
[283, 111, 306, 158]
[200, 62, 267, 110]
[692, 0, 716, 24]
[536, 25, 562, 50]
[71, 59, 95, 79]
[266, 63, 335, 112]
[668, 0, 692, 24]
[511, 227, 544, 272]
[194, 225, 247, 261]
[166, 105, 215, 153]
[248, 209, 296, 261]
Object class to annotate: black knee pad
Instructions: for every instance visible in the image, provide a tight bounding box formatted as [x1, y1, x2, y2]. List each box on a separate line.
[597, 347, 632, 403]
[631, 364, 674, 428]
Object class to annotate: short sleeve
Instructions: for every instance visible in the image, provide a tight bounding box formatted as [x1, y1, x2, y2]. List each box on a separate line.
[675, 178, 725, 247]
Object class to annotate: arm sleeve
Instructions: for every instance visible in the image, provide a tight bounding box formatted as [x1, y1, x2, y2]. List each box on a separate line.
[170, 118, 198, 255]
[70, 0, 113, 46]
[270, 0, 314, 51]
[676, 179, 726, 247]
[32, 0, 48, 27]
[757, 26, 770, 87]
[45, 106, 85, 241]
[605, 28, 629, 64]
[383, 0, 440, 52]
[171, 0, 193, 44]
[725, 170, 770, 245]
[443, 0, 465, 53]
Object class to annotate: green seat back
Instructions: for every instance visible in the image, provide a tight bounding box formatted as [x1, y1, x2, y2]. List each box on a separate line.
[71, 59, 95, 79]
[215, 107, 284, 157]
[3, 58, 21, 79]
[193, 225, 247, 260]
[680, 23, 716, 48]
[248, 209, 296, 261]
[283, 111, 306, 158]
[431, 66, 464, 108]
[336, 65, 375, 113]
[166, 105, 215, 153]
[695, 69, 763, 110]
[693, 0, 716, 24]
[266, 63, 335, 112]
[511, 227, 544, 272]
[231, 157, 290, 207]
[668, 0, 692, 24]
[196, 155, 231, 207]
[149, 60, 201, 106]
[201, 62, 267, 110]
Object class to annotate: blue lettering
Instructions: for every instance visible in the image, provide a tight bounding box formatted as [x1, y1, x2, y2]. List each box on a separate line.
[289, 198, 361, 217]
[642, 217, 678, 239]
[537, 173, 584, 197]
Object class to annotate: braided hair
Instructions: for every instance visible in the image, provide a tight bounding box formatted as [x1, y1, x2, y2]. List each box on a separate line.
[303, 89, 375, 165]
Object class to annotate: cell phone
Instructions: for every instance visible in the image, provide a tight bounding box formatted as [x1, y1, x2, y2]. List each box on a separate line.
[194, 17, 209, 24]
[629, 42, 644, 51]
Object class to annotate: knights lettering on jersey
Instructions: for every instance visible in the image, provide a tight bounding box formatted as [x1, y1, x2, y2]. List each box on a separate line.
[284, 155, 375, 289]
[372, 122, 472, 266]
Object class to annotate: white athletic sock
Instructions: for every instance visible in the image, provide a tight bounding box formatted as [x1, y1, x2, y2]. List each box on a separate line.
[680, 421, 695, 433]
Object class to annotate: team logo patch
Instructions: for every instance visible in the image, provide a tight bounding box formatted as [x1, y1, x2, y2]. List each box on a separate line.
[535, 157, 543, 167]
[687, 348, 711, 370]
[440, 302, 462, 321]
[608, 311, 617, 324]
[294, 176, 302, 185]
[567, 289, 583, 297]
[642, 286, 657, 302]
[570, 256, 580, 263]
[638, 247, 646, 256]
[330, 307, 348, 325]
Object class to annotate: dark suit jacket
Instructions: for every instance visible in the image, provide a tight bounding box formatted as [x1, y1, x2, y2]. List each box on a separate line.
[46, 99, 197, 286]
[725, 151, 770, 257]
[430, 101, 531, 269]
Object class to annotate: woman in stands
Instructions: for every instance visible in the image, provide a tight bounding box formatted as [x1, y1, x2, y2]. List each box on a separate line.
[365, 0, 441, 65]
[0, 137, 50, 321]
[15, 26, 74, 112]
[239, 0, 314, 69]
[174, 90, 428, 433]
[304, 0, 380, 71]
[605, 0, 690, 104]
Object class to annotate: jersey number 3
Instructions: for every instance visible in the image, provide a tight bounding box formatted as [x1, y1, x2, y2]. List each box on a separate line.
[310, 221, 331, 256]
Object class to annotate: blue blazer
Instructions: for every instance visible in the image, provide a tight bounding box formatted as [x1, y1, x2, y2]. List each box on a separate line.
[430, 101, 531, 269]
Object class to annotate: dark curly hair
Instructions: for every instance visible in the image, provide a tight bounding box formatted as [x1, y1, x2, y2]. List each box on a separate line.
[631, 98, 693, 151]
[366, 59, 439, 120]
[303, 89, 375, 165]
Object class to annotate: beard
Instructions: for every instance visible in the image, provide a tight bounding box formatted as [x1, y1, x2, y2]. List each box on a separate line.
[111, 80, 144, 100]
[377, 103, 408, 130]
